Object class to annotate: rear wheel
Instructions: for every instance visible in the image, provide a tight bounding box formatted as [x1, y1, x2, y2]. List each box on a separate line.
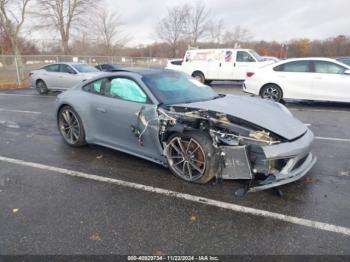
[58, 105, 86, 147]
[165, 132, 218, 184]
[204, 80, 212, 85]
[36, 80, 48, 95]
[192, 72, 205, 84]
[260, 84, 283, 102]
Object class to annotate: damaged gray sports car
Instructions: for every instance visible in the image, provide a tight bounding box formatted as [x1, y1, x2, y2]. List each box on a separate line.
[55, 68, 317, 193]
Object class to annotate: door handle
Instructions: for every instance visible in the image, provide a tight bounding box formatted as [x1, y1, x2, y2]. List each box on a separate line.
[233, 63, 236, 67]
[96, 107, 107, 113]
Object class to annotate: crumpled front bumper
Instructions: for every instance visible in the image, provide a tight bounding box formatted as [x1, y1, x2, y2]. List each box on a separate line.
[249, 129, 317, 192]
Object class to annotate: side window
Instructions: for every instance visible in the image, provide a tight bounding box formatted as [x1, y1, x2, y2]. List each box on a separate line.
[236, 51, 255, 62]
[275, 61, 311, 73]
[314, 61, 346, 74]
[82, 79, 103, 94]
[61, 64, 76, 74]
[105, 78, 147, 103]
[224, 50, 233, 62]
[44, 64, 60, 72]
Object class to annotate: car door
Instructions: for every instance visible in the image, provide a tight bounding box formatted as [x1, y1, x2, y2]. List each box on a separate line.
[272, 60, 314, 99]
[41, 64, 61, 88]
[218, 50, 235, 80]
[233, 50, 257, 80]
[311, 60, 350, 102]
[86, 77, 162, 160]
[59, 64, 81, 89]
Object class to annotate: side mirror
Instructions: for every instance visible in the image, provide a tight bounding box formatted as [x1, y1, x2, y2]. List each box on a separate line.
[344, 69, 350, 75]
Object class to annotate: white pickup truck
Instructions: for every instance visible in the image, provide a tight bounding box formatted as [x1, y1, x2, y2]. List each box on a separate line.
[172, 48, 275, 84]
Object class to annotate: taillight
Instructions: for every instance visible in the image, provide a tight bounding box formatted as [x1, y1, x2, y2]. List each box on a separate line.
[29, 72, 33, 77]
[246, 72, 254, 77]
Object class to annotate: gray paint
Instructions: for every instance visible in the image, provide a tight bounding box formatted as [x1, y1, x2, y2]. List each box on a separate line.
[55, 70, 315, 189]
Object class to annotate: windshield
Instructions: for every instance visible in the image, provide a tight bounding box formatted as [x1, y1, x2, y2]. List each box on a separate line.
[72, 64, 99, 73]
[249, 50, 264, 62]
[143, 71, 218, 105]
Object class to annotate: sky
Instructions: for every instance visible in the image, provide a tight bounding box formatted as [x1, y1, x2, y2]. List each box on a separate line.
[106, 0, 350, 46]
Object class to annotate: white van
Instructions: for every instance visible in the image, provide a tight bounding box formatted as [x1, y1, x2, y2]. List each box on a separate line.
[180, 48, 274, 84]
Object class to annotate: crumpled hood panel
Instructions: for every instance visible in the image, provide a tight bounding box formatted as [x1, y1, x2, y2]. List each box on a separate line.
[175, 95, 307, 140]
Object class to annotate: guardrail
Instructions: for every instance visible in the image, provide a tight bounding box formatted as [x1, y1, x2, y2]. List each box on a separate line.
[0, 55, 168, 88]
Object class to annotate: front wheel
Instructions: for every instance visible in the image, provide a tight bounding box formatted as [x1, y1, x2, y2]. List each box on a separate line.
[58, 105, 86, 147]
[260, 84, 283, 102]
[165, 132, 218, 184]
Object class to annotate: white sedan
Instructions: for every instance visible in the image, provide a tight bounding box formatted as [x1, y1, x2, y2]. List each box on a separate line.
[243, 58, 350, 103]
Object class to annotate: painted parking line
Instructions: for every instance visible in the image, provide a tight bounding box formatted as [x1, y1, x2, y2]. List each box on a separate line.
[0, 94, 51, 98]
[315, 136, 350, 143]
[0, 108, 41, 114]
[290, 108, 350, 113]
[0, 155, 350, 237]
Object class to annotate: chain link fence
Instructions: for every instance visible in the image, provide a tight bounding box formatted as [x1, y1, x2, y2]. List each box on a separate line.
[0, 55, 169, 88]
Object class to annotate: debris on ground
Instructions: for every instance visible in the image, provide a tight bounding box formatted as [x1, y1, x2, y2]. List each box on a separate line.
[304, 177, 316, 184]
[338, 171, 349, 177]
[190, 212, 198, 222]
[12, 208, 19, 213]
[90, 232, 101, 241]
[96, 155, 104, 160]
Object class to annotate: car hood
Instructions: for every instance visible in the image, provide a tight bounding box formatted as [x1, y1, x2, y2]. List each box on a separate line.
[174, 95, 307, 140]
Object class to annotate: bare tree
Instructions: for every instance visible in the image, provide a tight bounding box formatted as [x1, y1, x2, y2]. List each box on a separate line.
[0, 0, 32, 81]
[186, 1, 210, 47]
[35, 0, 100, 55]
[93, 7, 129, 56]
[208, 18, 225, 46]
[224, 25, 252, 47]
[156, 5, 189, 58]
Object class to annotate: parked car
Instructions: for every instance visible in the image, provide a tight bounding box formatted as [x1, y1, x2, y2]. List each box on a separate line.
[180, 48, 274, 84]
[165, 59, 183, 70]
[336, 57, 350, 66]
[30, 63, 102, 94]
[55, 68, 316, 194]
[243, 58, 350, 103]
[262, 56, 280, 63]
[95, 63, 122, 72]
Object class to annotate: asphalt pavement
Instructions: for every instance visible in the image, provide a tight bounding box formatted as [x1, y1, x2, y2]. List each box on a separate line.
[0, 84, 349, 255]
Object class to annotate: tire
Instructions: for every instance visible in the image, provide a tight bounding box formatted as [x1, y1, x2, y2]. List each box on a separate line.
[165, 131, 219, 184]
[36, 80, 49, 95]
[204, 80, 212, 85]
[192, 71, 205, 84]
[260, 84, 283, 102]
[58, 105, 86, 147]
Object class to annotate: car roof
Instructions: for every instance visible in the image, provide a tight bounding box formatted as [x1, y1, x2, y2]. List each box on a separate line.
[186, 48, 252, 52]
[266, 57, 350, 69]
[108, 67, 171, 76]
[283, 57, 338, 62]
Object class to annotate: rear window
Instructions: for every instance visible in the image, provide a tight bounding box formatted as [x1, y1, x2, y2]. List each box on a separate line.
[274, 61, 311, 73]
[314, 61, 346, 74]
[72, 64, 99, 73]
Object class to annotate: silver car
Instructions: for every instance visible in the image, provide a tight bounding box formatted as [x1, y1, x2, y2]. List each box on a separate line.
[55, 68, 317, 194]
[30, 63, 102, 94]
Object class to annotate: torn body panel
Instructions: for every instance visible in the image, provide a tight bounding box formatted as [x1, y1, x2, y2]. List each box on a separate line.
[157, 105, 316, 192]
